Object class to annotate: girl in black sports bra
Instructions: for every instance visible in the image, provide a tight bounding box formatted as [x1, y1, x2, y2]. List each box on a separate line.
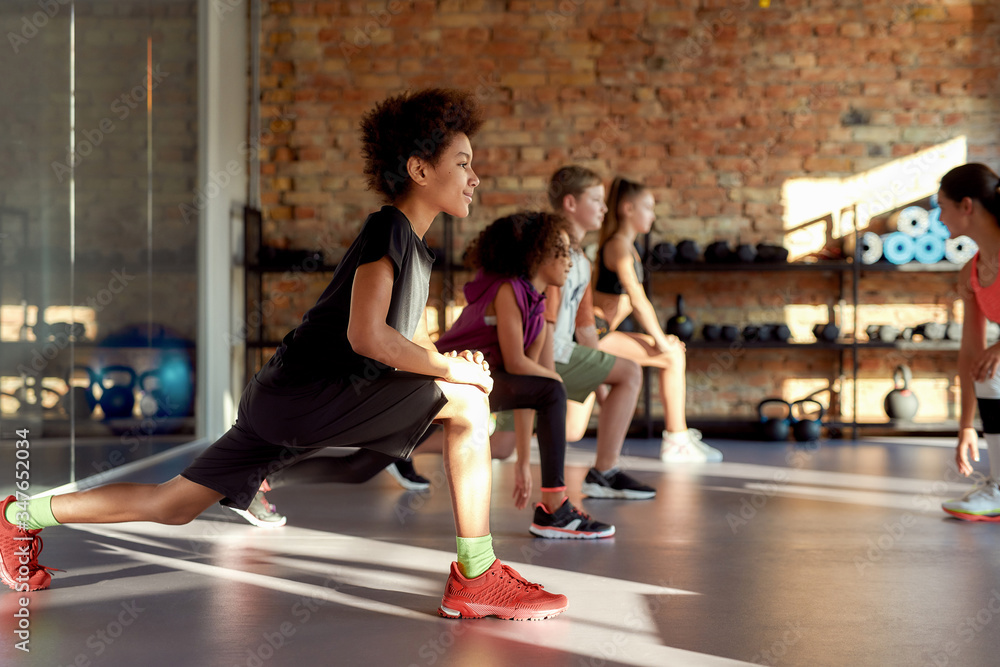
[593, 177, 723, 463]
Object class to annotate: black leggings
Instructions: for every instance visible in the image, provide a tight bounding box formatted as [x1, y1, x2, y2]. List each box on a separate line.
[270, 371, 569, 490]
[488, 370, 567, 490]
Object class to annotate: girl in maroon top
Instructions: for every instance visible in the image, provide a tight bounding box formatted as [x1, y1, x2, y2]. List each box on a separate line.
[939, 163, 1000, 520]
[432, 212, 615, 538]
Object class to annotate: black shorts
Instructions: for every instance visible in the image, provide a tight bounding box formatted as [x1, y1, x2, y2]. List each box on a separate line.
[181, 369, 447, 510]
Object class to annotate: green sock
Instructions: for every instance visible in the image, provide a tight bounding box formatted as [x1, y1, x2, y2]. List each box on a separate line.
[5, 496, 60, 530]
[456, 534, 495, 579]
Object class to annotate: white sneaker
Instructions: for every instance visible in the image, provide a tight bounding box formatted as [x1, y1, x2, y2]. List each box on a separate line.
[942, 476, 1000, 521]
[688, 429, 723, 462]
[660, 431, 709, 463]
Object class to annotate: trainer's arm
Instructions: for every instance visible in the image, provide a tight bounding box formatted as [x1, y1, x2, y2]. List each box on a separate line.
[348, 257, 490, 392]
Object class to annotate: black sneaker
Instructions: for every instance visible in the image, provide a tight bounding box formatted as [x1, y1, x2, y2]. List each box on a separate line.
[385, 459, 431, 491]
[529, 498, 615, 539]
[582, 467, 656, 500]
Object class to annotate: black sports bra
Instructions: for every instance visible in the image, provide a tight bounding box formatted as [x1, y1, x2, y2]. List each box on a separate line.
[595, 243, 644, 295]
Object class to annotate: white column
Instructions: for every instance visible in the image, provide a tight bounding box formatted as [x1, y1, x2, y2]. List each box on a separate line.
[197, 0, 248, 439]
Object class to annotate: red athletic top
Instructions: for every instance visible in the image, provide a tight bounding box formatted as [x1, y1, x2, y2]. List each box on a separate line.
[970, 252, 1000, 323]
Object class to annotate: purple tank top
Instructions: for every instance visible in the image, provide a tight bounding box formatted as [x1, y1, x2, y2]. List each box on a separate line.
[435, 272, 546, 368]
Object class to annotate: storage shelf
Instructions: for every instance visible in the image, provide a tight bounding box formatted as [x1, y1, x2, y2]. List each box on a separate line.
[860, 261, 961, 273]
[651, 260, 850, 272]
[687, 340, 856, 350]
[650, 260, 962, 274]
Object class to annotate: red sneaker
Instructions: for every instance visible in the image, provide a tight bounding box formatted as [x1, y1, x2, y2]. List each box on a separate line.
[438, 559, 568, 621]
[0, 496, 56, 592]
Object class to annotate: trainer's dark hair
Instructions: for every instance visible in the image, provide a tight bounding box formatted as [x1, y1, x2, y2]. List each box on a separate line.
[465, 211, 572, 279]
[940, 163, 1000, 222]
[547, 165, 603, 210]
[360, 88, 484, 202]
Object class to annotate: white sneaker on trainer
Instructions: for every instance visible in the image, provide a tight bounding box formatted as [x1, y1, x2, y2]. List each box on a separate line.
[942, 476, 1000, 522]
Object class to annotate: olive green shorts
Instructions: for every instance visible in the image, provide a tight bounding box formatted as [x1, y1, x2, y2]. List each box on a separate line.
[494, 344, 616, 432]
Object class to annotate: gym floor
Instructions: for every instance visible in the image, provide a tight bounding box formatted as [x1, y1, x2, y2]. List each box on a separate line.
[3, 435, 999, 667]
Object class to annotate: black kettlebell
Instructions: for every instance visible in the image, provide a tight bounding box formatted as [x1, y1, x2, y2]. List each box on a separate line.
[720, 325, 740, 342]
[703, 324, 722, 342]
[884, 365, 919, 421]
[791, 398, 825, 442]
[62, 365, 98, 419]
[99, 365, 137, 420]
[758, 398, 794, 441]
[666, 295, 695, 341]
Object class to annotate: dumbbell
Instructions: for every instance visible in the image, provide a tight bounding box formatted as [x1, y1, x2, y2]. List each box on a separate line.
[676, 240, 701, 263]
[743, 325, 775, 343]
[867, 324, 904, 343]
[769, 323, 791, 343]
[704, 241, 733, 263]
[756, 243, 789, 263]
[703, 324, 722, 342]
[945, 322, 963, 341]
[720, 325, 740, 342]
[735, 244, 757, 263]
[646, 242, 676, 269]
[813, 322, 840, 343]
[918, 322, 947, 341]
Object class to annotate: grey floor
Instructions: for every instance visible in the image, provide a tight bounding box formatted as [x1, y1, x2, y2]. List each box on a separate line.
[3, 435, 1000, 667]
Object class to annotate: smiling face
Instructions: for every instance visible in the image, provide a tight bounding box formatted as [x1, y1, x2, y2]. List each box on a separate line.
[425, 132, 480, 218]
[536, 230, 573, 287]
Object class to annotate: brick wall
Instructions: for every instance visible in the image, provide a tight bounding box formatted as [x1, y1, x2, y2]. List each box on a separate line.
[257, 0, 1000, 426]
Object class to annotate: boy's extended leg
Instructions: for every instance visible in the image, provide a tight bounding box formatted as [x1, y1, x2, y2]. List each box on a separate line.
[432, 380, 568, 620]
[2, 476, 223, 592]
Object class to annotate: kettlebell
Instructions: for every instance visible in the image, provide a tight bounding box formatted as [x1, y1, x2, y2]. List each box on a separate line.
[99, 365, 137, 420]
[884, 365, 919, 421]
[702, 324, 722, 342]
[666, 295, 695, 341]
[758, 398, 794, 441]
[62, 365, 98, 419]
[791, 398, 825, 442]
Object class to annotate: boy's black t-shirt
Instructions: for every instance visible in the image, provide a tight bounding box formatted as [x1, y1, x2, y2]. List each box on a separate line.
[265, 205, 435, 385]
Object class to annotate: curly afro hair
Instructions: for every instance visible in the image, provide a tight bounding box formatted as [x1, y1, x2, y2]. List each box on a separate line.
[359, 88, 485, 202]
[464, 211, 572, 279]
